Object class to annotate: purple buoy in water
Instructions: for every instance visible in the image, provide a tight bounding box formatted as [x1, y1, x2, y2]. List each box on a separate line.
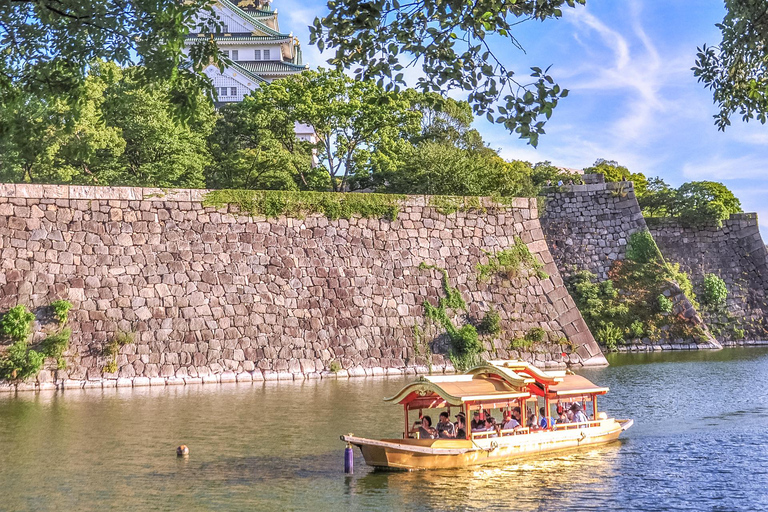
[344, 445, 354, 474]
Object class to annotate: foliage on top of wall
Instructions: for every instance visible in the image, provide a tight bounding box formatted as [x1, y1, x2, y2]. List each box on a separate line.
[203, 190, 408, 221]
[428, 195, 485, 215]
[476, 237, 549, 282]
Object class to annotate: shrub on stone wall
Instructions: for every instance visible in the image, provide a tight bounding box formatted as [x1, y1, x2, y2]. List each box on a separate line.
[702, 274, 728, 306]
[477, 308, 501, 336]
[657, 294, 674, 313]
[567, 231, 703, 350]
[476, 237, 549, 282]
[0, 305, 36, 344]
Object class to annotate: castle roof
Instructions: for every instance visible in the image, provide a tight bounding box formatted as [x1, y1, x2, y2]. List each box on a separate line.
[219, 0, 290, 38]
[239, 60, 308, 75]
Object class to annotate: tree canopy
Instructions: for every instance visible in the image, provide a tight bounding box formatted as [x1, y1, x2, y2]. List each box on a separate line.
[0, 62, 216, 188]
[309, 0, 585, 147]
[0, 0, 220, 116]
[693, 0, 768, 129]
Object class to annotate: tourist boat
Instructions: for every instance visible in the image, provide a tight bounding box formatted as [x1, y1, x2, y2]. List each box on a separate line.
[341, 360, 633, 471]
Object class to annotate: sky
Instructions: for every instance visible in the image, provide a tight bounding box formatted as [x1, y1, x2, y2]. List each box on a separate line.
[275, 0, 768, 236]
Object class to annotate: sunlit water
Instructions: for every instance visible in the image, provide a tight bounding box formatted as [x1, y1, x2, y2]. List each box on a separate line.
[1, 348, 767, 511]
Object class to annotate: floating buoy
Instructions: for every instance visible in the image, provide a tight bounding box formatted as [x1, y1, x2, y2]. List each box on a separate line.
[344, 443, 354, 474]
[177, 445, 189, 457]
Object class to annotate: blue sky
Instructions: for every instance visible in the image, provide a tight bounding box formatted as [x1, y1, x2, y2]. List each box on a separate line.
[277, 0, 768, 235]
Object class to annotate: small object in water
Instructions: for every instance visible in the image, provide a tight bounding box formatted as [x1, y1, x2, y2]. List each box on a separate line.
[177, 445, 189, 457]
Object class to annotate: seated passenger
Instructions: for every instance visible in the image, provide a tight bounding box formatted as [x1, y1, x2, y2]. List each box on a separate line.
[571, 403, 588, 427]
[436, 411, 456, 438]
[470, 411, 483, 431]
[539, 407, 553, 429]
[486, 416, 501, 437]
[455, 413, 467, 439]
[555, 405, 569, 424]
[418, 415, 437, 439]
[502, 410, 520, 430]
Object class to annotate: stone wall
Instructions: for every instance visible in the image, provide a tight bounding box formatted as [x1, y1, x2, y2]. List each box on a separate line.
[0, 184, 605, 392]
[540, 175, 646, 281]
[648, 213, 768, 342]
[540, 177, 718, 350]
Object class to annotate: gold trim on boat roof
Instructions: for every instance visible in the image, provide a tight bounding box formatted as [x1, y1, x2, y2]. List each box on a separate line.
[384, 375, 529, 406]
[478, 359, 564, 384]
[548, 374, 609, 396]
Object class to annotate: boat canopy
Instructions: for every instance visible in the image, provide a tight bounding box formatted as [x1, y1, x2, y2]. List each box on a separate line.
[384, 375, 530, 409]
[476, 359, 565, 385]
[546, 374, 609, 397]
[385, 360, 607, 410]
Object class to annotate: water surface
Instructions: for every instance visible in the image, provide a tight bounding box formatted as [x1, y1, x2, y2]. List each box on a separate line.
[1, 348, 767, 511]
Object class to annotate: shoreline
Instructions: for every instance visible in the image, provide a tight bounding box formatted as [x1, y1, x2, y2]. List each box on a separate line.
[2, 342, 767, 393]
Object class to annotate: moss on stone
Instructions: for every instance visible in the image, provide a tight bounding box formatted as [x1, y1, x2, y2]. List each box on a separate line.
[428, 195, 485, 215]
[476, 237, 549, 282]
[203, 190, 407, 221]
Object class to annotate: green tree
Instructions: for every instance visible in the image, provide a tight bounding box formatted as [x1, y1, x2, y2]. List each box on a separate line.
[309, 0, 584, 146]
[0, 94, 62, 183]
[672, 181, 742, 227]
[406, 91, 493, 154]
[0, 0, 220, 117]
[248, 69, 421, 192]
[102, 67, 215, 188]
[693, 1, 768, 129]
[378, 142, 535, 197]
[584, 158, 648, 197]
[53, 63, 126, 184]
[638, 177, 676, 217]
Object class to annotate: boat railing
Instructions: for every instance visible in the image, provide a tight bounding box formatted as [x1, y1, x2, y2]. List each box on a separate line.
[471, 427, 530, 440]
[470, 419, 607, 439]
[552, 419, 605, 430]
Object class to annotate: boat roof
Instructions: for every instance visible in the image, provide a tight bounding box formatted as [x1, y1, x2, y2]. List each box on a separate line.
[384, 375, 530, 408]
[547, 374, 609, 397]
[466, 359, 564, 386]
[385, 360, 608, 408]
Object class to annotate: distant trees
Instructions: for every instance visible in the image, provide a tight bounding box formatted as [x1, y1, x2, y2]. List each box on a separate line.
[585, 159, 742, 227]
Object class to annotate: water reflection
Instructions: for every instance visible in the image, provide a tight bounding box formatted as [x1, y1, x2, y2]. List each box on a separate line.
[353, 444, 623, 511]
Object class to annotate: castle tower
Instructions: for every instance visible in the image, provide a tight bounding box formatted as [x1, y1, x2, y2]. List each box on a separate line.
[186, 0, 309, 103]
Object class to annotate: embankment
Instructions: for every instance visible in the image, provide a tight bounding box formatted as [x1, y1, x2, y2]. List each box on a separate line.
[648, 213, 768, 344]
[0, 184, 605, 392]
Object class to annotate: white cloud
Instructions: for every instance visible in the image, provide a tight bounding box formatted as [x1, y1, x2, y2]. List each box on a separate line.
[681, 155, 768, 181]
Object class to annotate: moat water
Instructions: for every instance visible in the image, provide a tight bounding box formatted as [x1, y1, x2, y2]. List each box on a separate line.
[1, 348, 767, 511]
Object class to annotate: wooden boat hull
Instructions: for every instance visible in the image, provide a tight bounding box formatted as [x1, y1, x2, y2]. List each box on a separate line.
[343, 419, 633, 471]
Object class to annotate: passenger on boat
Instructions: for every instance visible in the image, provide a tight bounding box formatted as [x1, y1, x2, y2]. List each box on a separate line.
[471, 411, 482, 431]
[526, 414, 538, 429]
[455, 413, 466, 439]
[436, 411, 456, 438]
[539, 407, 553, 429]
[556, 405, 569, 424]
[571, 403, 588, 426]
[501, 410, 520, 430]
[486, 416, 501, 437]
[418, 415, 437, 439]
